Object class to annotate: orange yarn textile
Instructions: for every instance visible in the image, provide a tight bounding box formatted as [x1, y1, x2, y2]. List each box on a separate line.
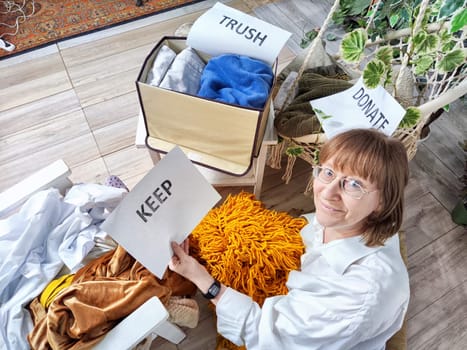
[190, 192, 306, 304]
[190, 192, 307, 349]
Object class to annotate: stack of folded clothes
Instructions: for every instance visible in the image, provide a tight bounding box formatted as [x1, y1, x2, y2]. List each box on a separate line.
[146, 45, 274, 109]
[146, 45, 205, 96]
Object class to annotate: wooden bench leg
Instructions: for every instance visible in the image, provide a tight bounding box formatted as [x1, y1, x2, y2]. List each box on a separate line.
[253, 144, 269, 199]
[148, 149, 161, 164]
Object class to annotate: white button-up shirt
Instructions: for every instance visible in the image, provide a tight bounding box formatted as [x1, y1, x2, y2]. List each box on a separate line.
[216, 213, 409, 350]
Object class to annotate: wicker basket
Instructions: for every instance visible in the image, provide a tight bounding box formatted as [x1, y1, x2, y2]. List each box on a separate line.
[268, 0, 466, 194]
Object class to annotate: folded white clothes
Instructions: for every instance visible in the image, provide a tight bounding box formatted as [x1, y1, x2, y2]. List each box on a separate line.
[146, 44, 177, 87]
[159, 47, 205, 95]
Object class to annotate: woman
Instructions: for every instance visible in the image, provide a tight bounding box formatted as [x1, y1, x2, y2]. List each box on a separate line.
[169, 128, 410, 350]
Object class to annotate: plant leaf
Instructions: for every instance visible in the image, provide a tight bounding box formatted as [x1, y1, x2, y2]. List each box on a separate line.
[439, 0, 465, 19]
[430, 0, 444, 19]
[383, 68, 393, 88]
[450, 8, 467, 33]
[436, 49, 466, 73]
[375, 46, 393, 66]
[414, 55, 434, 75]
[347, 0, 372, 16]
[399, 107, 421, 128]
[341, 28, 368, 62]
[300, 39, 310, 49]
[326, 32, 337, 41]
[413, 30, 426, 48]
[312, 107, 334, 120]
[300, 29, 319, 48]
[441, 40, 456, 53]
[363, 59, 386, 88]
[286, 146, 304, 157]
[413, 31, 439, 54]
[389, 14, 400, 27]
[439, 29, 452, 44]
[305, 29, 319, 40]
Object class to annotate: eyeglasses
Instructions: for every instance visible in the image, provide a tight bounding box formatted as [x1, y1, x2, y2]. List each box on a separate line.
[312, 166, 377, 199]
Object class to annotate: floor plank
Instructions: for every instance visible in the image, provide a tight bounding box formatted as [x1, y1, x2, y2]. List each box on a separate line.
[0, 53, 72, 112]
[407, 225, 467, 320]
[422, 111, 466, 178]
[408, 273, 467, 350]
[0, 110, 92, 165]
[102, 146, 154, 190]
[74, 67, 142, 107]
[0, 90, 81, 138]
[403, 192, 458, 255]
[407, 119, 464, 211]
[64, 43, 155, 88]
[0, 133, 101, 191]
[83, 91, 140, 131]
[93, 116, 138, 156]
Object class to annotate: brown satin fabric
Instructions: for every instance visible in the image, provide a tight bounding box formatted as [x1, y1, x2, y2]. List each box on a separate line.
[28, 246, 196, 350]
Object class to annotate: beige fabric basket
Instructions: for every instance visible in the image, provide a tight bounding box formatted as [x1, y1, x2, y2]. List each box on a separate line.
[137, 37, 275, 176]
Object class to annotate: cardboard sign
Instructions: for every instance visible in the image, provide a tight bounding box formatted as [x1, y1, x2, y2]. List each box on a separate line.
[310, 77, 406, 138]
[101, 147, 221, 278]
[187, 2, 291, 65]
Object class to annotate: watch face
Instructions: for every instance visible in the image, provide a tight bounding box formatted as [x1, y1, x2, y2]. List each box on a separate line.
[204, 280, 221, 299]
[209, 283, 220, 296]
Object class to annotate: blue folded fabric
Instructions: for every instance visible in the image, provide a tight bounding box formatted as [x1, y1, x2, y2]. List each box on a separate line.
[197, 54, 274, 109]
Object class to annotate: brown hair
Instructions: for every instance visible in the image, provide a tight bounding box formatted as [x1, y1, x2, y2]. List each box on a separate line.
[319, 128, 409, 246]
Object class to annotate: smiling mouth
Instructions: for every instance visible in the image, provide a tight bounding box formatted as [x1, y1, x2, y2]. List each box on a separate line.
[319, 200, 342, 213]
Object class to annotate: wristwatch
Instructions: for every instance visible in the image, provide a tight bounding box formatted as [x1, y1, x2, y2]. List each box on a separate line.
[202, 279, 221, 299]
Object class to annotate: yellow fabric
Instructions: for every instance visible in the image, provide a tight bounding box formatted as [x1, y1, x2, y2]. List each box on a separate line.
[39, 274, 74, 308]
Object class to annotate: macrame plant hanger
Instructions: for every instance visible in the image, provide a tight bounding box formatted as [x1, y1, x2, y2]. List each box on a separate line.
[267, 0, 342, 193]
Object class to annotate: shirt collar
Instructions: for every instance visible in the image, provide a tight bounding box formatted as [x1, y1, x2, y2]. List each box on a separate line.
[306, 214, 384, 275]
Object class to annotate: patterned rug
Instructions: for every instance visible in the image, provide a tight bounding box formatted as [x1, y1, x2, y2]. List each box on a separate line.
[0, 0, 203, 59]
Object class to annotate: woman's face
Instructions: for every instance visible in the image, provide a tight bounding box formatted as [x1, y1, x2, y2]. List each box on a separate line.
[313, 159, 381, 237]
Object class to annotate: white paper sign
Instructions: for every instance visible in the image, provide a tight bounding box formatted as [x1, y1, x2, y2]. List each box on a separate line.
[187, 2, 291, 65]
[101, 146, 221, 278]
[310, 77, 406, 138]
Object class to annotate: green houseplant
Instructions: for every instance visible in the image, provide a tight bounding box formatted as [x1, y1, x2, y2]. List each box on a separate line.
[338, 0, 466, 129]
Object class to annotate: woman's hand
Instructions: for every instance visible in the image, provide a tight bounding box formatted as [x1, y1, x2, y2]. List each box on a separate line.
[180, 237, 190, 255]
[168, 241, 215, 295]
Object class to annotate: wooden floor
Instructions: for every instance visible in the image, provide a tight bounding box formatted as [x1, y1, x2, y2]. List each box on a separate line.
[1, 0, 466, 349]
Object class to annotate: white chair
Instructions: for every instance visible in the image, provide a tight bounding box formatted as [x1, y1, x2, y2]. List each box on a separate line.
[0, 159, 186, 349]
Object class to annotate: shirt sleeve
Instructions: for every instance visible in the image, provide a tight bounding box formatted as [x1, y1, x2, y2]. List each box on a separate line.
[215, 287, 263, 347]
[215, 276, 371, 350]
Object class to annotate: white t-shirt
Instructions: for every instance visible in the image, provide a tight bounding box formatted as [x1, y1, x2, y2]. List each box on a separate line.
[215, 213, 409, 350]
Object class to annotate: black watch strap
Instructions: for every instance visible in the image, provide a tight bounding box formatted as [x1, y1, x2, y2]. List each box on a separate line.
[202, 279, 221, 299]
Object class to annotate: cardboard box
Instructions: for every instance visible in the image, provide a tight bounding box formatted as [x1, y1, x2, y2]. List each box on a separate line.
[136, 36, 274, 176]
